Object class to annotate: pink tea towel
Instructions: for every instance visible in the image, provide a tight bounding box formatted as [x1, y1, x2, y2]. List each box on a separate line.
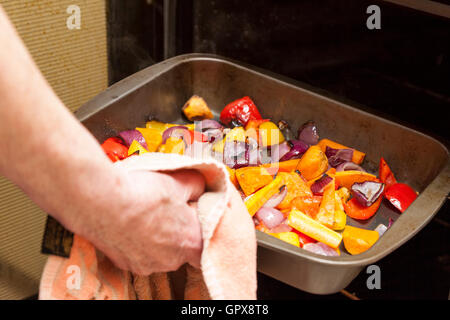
[39, 153, 257, 300]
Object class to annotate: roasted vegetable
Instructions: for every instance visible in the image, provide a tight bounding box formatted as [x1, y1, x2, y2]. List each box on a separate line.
[236, 166, 273, 196]
[212, 126, 245, 153]
[136, 127, 163, 152]
[343, 196, 382, 220]
[182, 95, 214, 121]
[334, 170, 377, 189]
[276, 172, 313, 210]
[385, 183, 418, 213]
[146, 120, 195, 133]
[245, 175, 285, 216]
[258, 121, 285, 147]
[226, 166, 239, 188]
[315, 177, 336, 228]
[128, 140, 149, 156]
[158, 137, 185, 154]
[288, 209, 342, 249]
[291, 195, 322, 218]
[343, 225, 379, 255]
[269, 232, 300, 247]
[295, 145, 328, 181]
[219, 96, 263, 126]
[101, 137, 128, 162]
[379, 157, 397, 190]
[318, 139, 365, 165]
[261, 159, 301, 175]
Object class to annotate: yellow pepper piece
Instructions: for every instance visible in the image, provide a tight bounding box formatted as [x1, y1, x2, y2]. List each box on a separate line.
[343, 225, 379, 255]
[212, 126, 246, 153]
[333, 210, 347, 231]
[146, 121, 195, 134]
[269, 232, 300, 247]
[136, 127, 162, 152]
[288, 209, 342, 249]
[158, 137, 185, 155]
[128, 140, 149, 156]
[258, 121, 285, 147]
[336, 187, 351, 204]
[245, 175, 284, 216]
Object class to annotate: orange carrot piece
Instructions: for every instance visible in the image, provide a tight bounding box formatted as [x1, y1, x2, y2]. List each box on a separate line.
[317, 139, 366, 164]
[261, 159, 301, 175]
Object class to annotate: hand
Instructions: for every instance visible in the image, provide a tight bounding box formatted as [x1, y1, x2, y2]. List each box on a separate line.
[63, 167, 206, 275]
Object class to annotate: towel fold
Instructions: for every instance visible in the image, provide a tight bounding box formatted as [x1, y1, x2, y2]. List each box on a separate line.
[39, 153, 257, 300]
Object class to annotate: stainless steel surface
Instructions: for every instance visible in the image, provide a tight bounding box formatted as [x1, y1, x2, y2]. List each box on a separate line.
[76, 53, 450, 294]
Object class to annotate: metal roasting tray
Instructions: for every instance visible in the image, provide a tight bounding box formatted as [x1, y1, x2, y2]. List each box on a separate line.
[75, 54, 450, 294]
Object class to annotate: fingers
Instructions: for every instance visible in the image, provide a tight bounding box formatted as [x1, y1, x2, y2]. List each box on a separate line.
[166, 169, 206, 202]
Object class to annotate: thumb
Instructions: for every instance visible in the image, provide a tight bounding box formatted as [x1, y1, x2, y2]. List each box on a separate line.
[166, 169, 206, 202]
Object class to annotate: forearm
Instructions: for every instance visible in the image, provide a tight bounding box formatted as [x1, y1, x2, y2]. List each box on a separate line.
[0, 6, 119, 229]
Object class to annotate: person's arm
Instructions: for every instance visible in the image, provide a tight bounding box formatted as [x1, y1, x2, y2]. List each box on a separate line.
[0, 6, 204, 274]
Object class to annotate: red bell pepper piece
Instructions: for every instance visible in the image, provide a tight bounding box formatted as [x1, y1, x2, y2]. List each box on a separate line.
[343, 196, 382, 220]
[292, 229, 317, 247]
[385, 183, 417, 213]
[220, 96, 263, 126]
[379, 157, 397, 190]
[101, 137, 128, 162]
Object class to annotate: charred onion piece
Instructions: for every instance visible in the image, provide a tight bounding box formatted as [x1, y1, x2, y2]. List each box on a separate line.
[336, 161, 366, 172]
[161, 126, 190, 144]
[325, 146, 354, 168]
[119, 130, 148, 149]
[310, 174, 333, 195]
[297, 120, 319, 145]
[351, 181, 385, 207]
[279, 140, 309, 161]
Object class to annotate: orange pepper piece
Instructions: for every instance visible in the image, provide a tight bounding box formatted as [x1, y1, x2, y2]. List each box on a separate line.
[235, 166, 273, 196]
[315, 177, 336, 228]
[296, 145, 328, 181]
[343, 225, 379, 255]
[276, 172, 313, 211]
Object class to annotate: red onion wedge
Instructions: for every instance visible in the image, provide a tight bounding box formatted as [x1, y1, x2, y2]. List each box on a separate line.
[223, 140, 248, 169]
[255, 207, 285, 229]
[303, 242, 339, 256]
[310, 174, 333, 195]
[297, 120, 319, 145]
[119, 130, 148, 150]
[271, 142, 292, 162]
[195, 119, 223, 131]
[336, 161, 366, 172]
[162, 126, 190, 144]
[263, 185, 287, 208]
[351, 181, 385, 207]
[280, 140, 309, 161]
[325, 146, 353, 168]
[195, 120, 224, 143]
